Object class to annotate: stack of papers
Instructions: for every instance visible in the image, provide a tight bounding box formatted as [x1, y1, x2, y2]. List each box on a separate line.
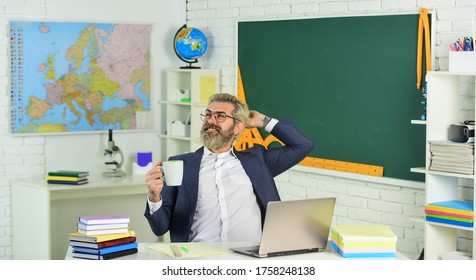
[429, 141, 474, 175]
[425, 200, 474, 228]
[330, 224, 397, 258]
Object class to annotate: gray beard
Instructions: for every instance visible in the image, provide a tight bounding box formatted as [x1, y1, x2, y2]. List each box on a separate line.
[200, 124, 235, 151]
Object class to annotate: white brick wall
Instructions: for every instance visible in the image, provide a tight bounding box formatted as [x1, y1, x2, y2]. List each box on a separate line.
[187, 0, 476, 260]
[0, 0, 47, 260]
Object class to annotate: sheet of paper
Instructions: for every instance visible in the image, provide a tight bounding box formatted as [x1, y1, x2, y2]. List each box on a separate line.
[199, 76, 216, 103]
[147, 243, 232, 258]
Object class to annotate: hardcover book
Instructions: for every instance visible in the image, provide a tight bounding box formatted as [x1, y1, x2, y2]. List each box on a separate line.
[77, 227, 129, 236]
[77, 221, 129, 231]
[72, 248, 138, 260]
[69, 236, 137, 249]
[428, 200, 474, 212]
[47, 180, 89, 185]
[72, 242, 138, 255]
[47, 170, 90, 177]
[69, 230, 135, 243]
[424, 209, 473, 219]
[426, 216, 473, 227]
[46, 175, 88, 181]
[426, 213, 473, 223]
[79, 215, 130, 225]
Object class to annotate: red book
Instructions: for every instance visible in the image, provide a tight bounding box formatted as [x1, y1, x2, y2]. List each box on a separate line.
[425, 209, 473, 219]
[70, 236, 137, 249]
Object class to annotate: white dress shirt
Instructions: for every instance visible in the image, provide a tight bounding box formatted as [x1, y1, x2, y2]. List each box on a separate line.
[148, 118, 278, 242]
[188, 146, 262, 242]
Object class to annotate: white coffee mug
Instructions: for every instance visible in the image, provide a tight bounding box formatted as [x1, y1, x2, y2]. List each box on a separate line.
[161, 160, 183, 186]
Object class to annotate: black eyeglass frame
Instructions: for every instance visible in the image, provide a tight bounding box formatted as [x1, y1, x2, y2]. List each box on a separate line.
[200, 110, 239, 123]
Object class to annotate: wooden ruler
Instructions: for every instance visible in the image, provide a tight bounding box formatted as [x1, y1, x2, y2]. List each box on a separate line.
[299, 157, 384, 177]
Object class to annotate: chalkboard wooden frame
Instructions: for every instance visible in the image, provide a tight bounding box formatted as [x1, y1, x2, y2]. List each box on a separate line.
[237, 13, 434, 182]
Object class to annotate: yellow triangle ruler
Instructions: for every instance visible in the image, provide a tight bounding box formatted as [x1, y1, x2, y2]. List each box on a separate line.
[417, 7, 431, 89]
[235, 65, 265, 150]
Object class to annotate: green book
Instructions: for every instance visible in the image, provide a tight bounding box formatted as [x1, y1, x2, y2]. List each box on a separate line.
[47, 170, 90, 177]
[426, 213, 473, 223]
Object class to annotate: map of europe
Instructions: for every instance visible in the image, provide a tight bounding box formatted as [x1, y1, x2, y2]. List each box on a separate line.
[9, 21, 152, 134]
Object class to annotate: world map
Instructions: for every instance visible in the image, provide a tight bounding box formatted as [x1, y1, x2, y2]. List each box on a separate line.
[9, 21, 152, 134]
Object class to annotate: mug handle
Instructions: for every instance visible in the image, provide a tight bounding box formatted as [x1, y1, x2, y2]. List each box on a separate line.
[157, 166, 165, 181]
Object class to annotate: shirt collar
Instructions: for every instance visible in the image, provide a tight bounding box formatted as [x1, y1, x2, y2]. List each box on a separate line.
[203, 146, 237, 159]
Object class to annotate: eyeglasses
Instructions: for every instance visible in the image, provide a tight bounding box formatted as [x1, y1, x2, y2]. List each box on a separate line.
[200, 110, 239, 123]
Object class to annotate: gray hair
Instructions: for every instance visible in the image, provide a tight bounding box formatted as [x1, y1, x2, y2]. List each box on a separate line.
[208, 93, 249, 125]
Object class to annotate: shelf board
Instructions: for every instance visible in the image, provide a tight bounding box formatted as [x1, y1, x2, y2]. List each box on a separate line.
[411, 167, 475, 179]
[160, 101, 192, 106]
[427, 221, 474, 232]
[410, 167, 426, 174]
[160, 134, 191, 141]
[427, 169, 474, 179]
[411, 120, 427, 125]
[428, 70, 476, 76]
[158, 100, 207, 106]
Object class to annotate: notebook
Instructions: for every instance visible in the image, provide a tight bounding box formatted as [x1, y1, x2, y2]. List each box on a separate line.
[231, 197, 336, 258]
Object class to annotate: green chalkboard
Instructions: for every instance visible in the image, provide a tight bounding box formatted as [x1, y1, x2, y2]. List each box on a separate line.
[238, 14, 427, 182]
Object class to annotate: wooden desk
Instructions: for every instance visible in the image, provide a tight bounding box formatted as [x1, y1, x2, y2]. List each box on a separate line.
[11, 175, 163, 260]
[64, 242, 410, 260]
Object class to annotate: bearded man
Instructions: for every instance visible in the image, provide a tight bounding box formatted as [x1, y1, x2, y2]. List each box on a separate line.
[144, 93, 314, 242]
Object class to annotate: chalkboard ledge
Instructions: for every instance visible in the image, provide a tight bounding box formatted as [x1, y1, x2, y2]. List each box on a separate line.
[290, 165, 425, 190]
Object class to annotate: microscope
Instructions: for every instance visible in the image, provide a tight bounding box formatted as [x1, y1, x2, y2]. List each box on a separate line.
[103, 129, 126, 177]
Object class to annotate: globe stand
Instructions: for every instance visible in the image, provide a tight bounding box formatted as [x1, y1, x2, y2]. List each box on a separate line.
[180, 60, 201, 69]
[175, 46, 201, 69]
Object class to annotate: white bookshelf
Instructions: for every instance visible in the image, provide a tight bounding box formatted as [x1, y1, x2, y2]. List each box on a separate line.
[415, 71, 476, 260]
[160, 69, 220, 158]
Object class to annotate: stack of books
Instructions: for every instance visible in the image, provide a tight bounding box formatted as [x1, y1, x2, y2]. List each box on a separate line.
[425, 200, 474, 228]
[330, 224, 397, 258]
[429, 141, 474, 175]
[68, 215, 138, 260]
[46, 170, 90, 185]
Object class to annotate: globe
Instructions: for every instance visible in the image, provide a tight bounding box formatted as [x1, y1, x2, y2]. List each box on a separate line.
[173, 24, 208, 68]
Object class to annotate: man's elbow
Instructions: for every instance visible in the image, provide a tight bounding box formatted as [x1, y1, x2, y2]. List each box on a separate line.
[304, 138, 314, 155]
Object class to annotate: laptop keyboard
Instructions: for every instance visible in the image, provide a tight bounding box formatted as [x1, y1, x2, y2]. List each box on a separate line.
[246, 246, 260, 254]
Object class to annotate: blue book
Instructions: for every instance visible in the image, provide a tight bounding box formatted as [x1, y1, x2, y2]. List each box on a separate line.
[331, 242, 396, 259]
[426, 216, 473, 228]
[72, 242, 138, 255]
[429, 200, 473, 211]
[73, 248, 138, 260]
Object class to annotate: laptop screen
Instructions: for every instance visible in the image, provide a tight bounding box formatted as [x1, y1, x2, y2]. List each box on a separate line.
[258, 197, 336, 255]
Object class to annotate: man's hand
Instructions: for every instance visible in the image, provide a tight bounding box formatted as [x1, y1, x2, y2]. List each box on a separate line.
[247, 110, 271, 129]
[146, 161, 165, 202]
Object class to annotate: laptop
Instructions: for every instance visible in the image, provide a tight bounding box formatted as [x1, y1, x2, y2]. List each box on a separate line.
[231, 197, 336, 258]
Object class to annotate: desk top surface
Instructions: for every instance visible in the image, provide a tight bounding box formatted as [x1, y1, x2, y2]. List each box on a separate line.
[65, 242, 409, 260]
[11, 174, 146, 190]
